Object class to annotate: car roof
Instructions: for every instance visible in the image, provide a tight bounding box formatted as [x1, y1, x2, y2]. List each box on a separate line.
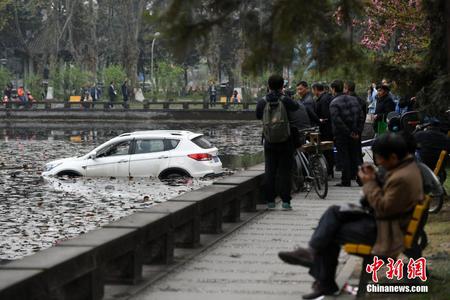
[118, 130, 201, 139]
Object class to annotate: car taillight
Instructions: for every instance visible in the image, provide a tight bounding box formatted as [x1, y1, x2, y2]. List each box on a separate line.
[188, 153, 212, 161]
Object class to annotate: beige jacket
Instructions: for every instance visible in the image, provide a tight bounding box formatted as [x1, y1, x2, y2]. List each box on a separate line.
[363, 157, 423, 257]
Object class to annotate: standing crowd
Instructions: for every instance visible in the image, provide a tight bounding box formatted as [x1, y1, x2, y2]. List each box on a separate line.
[256, 74, 446, 299]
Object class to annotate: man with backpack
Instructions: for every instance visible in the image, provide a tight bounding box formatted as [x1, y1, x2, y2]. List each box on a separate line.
[256, 74, 300, 210]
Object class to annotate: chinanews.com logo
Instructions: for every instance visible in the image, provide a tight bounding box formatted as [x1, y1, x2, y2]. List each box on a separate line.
[364, 256, 429, 294]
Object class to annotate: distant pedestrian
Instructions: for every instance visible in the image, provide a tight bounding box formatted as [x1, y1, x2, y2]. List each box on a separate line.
[374, 84, 395, 133]
[108, 81, 117, 108]
[256, 74, 300, 210]
[231, 90, 241, 106]
[90, 83, 100, 108]
[208, 81, 217, 107]
[296, 81, 320, 125]
[329, 79, 364, 187]
[17, 86, 26, 105]
[3, 83, 12, 101]
[367, 83, 377, 115]
[344, 80, 369, 173]
[122, 80, 129, 109]
[312, 82, 334, 177]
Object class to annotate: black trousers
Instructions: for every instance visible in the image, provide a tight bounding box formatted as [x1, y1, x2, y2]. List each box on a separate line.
[264, 141, 294, 204]
[335, 136, 361, 185]
[308, 206, 376, 289]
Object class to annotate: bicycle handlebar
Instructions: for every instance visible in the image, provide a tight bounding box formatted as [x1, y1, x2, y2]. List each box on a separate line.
[297, 126, 320, 134]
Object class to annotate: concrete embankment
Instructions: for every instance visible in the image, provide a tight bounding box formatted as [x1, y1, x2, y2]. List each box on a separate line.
[0, 109, 256, 122]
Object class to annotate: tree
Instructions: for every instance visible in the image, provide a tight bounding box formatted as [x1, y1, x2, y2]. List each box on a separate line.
[160, 0, 365, 75]
[357, 0, 430, 66]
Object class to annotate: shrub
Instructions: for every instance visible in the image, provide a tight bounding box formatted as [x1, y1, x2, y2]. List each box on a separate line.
[102, 65, 127, 89]
[50, 65, 93, 100]
[0, 67, 12, 88]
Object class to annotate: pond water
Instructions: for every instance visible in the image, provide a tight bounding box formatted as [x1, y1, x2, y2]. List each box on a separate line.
[0, 121, 263, 261]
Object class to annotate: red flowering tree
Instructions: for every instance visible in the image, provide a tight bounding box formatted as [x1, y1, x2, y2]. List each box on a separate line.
[358, 0, 430, 66]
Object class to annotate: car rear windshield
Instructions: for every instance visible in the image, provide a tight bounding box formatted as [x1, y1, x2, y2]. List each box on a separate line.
[191, 135, 213, 149]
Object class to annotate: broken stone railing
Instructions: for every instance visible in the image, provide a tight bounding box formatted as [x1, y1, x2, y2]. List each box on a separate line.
[0, 165, 265, 300]
[0, 100, 257, 111]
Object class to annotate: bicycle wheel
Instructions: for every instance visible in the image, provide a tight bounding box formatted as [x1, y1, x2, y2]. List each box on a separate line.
[428, 190, 445, 214]
[310, 154, 328, 199]
[291, 150, 304, 193]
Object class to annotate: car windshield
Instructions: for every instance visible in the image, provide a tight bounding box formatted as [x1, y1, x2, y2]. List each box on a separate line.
[191, 135, 213, 149]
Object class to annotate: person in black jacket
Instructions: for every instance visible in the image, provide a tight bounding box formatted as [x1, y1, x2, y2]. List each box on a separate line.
[344, 81, 368, 179]
[344, 81, 367, 122]
[313, 82, 334, 176]
[108, 81, 117, 108]
[256, 75, 299, 210]
[296, 81, 320, 125]
[374, 84, 395, 132]
[329, 80, 364, 187]
[121, 80, 129, 108]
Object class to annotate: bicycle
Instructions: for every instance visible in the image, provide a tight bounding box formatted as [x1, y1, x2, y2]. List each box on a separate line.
[291, 127, 331, 199]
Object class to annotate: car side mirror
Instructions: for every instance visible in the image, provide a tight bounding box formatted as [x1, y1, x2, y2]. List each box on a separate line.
[88, 151, 97, 159]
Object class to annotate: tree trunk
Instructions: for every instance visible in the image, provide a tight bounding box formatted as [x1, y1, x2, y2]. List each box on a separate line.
[120, 0, 145, 98]
[87, 0, 98, 77]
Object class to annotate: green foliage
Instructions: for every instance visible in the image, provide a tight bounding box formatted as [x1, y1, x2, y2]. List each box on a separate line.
[24, 73, 43, 99]
[50, 65, 93, 100]
[0, 0, 12, 31]
[102, 65, 127, 89]
[0, 66, 12, 87]
[155, 61, 184, 97]
[416, 75, 450, 117]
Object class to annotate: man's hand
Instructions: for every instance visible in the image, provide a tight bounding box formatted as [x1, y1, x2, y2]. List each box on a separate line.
[350, 132, 360, 140]
[358, 163, 376, 184]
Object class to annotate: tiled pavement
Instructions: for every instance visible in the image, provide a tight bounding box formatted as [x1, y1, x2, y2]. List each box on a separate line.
[130, 179, 363, 300]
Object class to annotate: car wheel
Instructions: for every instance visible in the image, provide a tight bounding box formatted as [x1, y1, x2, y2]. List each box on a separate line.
[160, 170, 190, 179]
[57, 171, 81, 177]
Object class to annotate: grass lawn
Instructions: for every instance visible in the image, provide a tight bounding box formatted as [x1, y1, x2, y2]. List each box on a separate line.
[414, 168, 450, 299]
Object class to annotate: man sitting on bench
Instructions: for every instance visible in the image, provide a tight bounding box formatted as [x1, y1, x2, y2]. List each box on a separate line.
[278, 132, 423, 299]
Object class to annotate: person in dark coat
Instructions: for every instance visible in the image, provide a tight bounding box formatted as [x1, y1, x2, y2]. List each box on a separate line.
[121, 80, 129, 108]
[108, 81, 117, 108]
[329, 80, 364, 187]
[344, 80, 368, 176]
[256, 74, 300, 210]
[312, 82, 334, 177]
[296, 81, 320, 125]
[344, 81, 367, 122]
[3, 83, 12, 101]
[374, 84, 395, 132]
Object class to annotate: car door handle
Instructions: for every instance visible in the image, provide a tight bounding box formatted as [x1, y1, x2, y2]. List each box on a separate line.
[118, 160, 128, 163]
[158, 156, 169, 159]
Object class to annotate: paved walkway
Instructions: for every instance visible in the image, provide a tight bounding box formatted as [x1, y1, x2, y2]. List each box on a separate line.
[130, 179, 363, 300]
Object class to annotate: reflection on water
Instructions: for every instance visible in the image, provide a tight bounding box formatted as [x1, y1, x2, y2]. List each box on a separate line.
[220, 151, 265, 169]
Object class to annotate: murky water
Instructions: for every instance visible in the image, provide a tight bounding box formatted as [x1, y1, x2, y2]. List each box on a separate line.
[0, 121, 263, 261]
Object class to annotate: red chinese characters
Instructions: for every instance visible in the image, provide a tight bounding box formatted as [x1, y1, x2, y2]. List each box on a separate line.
[386, 258, 404, 280]
[366, 256, 427, 282]
[366, 256, 384, 283]
[407, 257, 427, 281]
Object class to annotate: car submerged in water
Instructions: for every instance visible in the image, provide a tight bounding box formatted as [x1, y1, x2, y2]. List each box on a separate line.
[42, 130, 223, 179]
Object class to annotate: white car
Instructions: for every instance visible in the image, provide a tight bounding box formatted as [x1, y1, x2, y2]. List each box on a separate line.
[42, 130, 223, 179]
